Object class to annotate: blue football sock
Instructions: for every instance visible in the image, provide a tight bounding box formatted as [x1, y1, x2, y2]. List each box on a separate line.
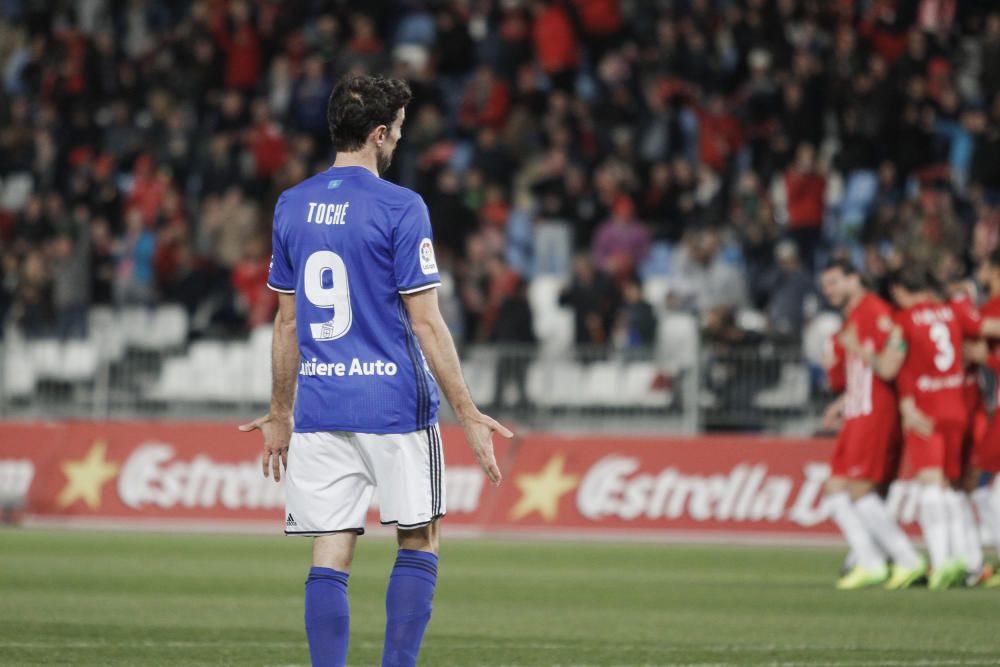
[382, 549, 438, 667]
[305, 566, 350, 667]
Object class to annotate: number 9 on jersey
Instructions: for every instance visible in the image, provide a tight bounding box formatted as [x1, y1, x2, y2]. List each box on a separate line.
[304, 250, 353, 341]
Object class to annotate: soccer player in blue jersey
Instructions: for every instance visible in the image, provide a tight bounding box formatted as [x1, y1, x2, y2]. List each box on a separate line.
[240, 75, 512, 667]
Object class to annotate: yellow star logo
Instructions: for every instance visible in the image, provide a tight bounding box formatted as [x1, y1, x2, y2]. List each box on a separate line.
[509, 454, 579, 522]
[57, 441, 120, 510]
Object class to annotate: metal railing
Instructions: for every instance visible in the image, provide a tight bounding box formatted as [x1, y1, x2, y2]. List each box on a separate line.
[0, 321, 834, 433]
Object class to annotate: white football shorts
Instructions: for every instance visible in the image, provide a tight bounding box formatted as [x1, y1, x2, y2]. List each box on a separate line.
[283, 424, 446, 536]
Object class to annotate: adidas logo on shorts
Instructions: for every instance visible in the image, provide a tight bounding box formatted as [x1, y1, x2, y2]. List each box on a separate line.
[285, 513, 296, 527]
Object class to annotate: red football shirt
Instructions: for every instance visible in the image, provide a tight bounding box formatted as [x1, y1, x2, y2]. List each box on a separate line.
[950, 291, 986, 409]
[835, 293, 898, 421]
[980, 295, 1000, 401]
[826, 334, 846, 394]
[895, 299, 981, 424]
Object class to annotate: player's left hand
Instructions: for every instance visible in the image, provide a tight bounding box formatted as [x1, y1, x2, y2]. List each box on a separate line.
[460, 411, 513, 486]
[239, 413, 293, 482]
[837, 325, 860, 354]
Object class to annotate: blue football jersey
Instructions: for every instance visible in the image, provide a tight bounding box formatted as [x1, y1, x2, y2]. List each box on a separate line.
[267, 166, 441, 434]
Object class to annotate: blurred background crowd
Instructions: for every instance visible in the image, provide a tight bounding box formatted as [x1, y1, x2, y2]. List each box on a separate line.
[1, 0, 999, 352]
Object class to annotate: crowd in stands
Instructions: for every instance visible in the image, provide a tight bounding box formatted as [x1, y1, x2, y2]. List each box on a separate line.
[2, 0, 1000, 352]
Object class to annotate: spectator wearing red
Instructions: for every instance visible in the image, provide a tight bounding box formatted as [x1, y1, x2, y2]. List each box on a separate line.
[779, 143, 827, 270]
[479, 255, 522, 341]
[347, 14, 384, 55]
[210, 1, 262, 91]
[531, 1, 579, 91]
[696, 93, 743, 174]
[153, 225, 189, 292]
[459, 67, 511, 132]
[127, 154, 170, 226]
[246, 99, 288, 181]
[572, 0, 623, 61]
[480, 183, 510, 229]
[232, 236, 277, 329]
[858, 0, 909, 64]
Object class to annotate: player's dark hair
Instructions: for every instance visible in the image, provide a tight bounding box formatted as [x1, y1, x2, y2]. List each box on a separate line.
[821, 258, 857, 276]
[327, 75, 412, 152]
[886, 266, 930, 293]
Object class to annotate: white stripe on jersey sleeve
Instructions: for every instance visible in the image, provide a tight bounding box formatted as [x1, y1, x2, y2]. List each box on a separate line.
[267, 283, 296, 294]
[398, 282, 441, 295]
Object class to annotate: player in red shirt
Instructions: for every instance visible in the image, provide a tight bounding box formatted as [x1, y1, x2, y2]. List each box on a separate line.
[943, 277, 991, 585]
[818, 260, 923, 590]
[843, 267, 1000, 588]
[964, 250, 1000, 586]
[948, 281, 990, 463]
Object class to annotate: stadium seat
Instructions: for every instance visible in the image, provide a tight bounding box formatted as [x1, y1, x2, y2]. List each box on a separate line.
[527, 359, 585, 407]
[87, 306, 114, 335]
[57, 340, 99, 383]
[754, 363, 810, 409]
[2, 346, 36, 398]
[222, 343, 252, 402]
[148, 357, 194, 402]
[119, 307, 151, 348]
[250, 325, 273, 357]
[147, 305, 188, 350]
[584, 361, 625, 406]
[186, 341, 229, 401]
[529, 276, 574, 349]
[248, 356, 272, 403]
[188, 340, 226, 369]
[461, 353, 497, 406]
[27, 340, 62, 380]
[92, 322, 126, 363]
[656, 312, 699, 371]
[622, 362, 670, 407]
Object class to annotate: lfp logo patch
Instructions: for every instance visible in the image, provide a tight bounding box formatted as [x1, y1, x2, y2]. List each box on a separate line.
[419, 238, 437, 275]
[327, 179, 342, 189]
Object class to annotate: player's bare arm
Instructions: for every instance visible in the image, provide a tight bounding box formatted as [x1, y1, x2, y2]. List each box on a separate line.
[838, 324, 906, 380]
[821, 394, 845, 431]
[403, 287, 512, 485]
[899, 396, 933, 438]
[977, 317, 1000, 339]
[240, 292, 298, 482]
[964, 339, 989, 364]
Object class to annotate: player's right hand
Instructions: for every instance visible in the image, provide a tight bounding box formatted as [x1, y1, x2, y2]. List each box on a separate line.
[964, 339, 989, 364]
[821, 399, 843, 431]
[899, 400, 933, 438]
[239, 413, 293, 482]
[460, 412, 513, 486]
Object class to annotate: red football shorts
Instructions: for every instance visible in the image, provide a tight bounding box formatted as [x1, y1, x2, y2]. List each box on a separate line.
[831, 414, 901, 483]
[904, 420, 965, 480]
[975, 415, 1000, 474]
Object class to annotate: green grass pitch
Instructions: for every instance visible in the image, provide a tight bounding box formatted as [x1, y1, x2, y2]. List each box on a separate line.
[2, 529, 999, 666]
